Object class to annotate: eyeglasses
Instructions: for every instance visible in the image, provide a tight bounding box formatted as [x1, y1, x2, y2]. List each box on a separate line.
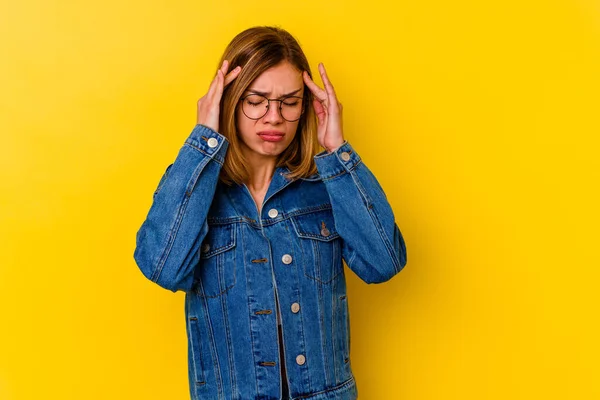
[240, 94, 304, 122]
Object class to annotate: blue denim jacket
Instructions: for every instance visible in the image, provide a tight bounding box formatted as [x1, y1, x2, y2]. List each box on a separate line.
[134, 124, 407, 400]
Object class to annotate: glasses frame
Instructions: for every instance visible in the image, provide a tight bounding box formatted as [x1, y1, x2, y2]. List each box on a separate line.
[239, 93, 305, 122]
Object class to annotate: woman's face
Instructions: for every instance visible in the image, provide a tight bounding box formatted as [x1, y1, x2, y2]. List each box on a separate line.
[236, 61, 304, 160]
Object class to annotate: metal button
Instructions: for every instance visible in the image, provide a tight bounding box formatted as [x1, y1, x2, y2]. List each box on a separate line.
[291, 303, 300, 313]
[268, 208, 278, 218]
[340, 152, 350, 161]
[282, 254, 293, 265]
[321, 227, 330, 237]
[207, 137, 218, 148]
[296, 354, 306, 365]
[201, 243, 210, 253]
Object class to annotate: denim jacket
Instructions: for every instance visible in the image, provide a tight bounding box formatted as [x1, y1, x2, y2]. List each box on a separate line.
[134, 124, 407, 400]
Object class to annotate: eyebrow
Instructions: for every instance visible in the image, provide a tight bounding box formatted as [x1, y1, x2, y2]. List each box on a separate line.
[245, 88, 303, 98]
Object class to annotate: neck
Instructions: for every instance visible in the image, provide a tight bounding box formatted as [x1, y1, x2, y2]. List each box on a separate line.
[242, 148, 278, 192]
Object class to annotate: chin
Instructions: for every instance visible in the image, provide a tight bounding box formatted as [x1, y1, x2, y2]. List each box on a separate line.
[242, 137, 293, 158]
[256, 143, 289, 156]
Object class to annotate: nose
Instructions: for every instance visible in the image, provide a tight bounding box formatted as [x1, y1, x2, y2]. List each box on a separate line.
[262, 101, 284, 124]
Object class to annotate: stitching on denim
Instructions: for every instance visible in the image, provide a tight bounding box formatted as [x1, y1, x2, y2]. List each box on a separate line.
[294, 375, 355, 399]
[367, 205, 401, 274]
[150, 149, 215, 283]
[340, 296, 349, 362]
[200, 225, 236, 259]
[351, 164, 401, 273]
[197, 227, 237, 298]
[331, 260, 338, 384]
[289, 209, 342, 284]
[199, 288, 225, 397]
[314, 249, 332, 385]
[151, 195, 188, 284]
[259, 203, 333, 227]
[188, 316, 206, 389]
[184, 142, 225, 166]
[198, 225, 236, 296]
[320, 169, 347, 182]
[349, 167, 372, 208]
[185, 156, 214, 198]
[153, 163, 173, 198]
[208, 216, 245, 225]
[345, 296, 351, 362]
[208, 204, 336, 228]
[282, 217, 313, 392]
[290, 212, 340, 242]
[347, 248, 357, 271]
[239, 223, 261, 396]
[219, 247, 237, 397]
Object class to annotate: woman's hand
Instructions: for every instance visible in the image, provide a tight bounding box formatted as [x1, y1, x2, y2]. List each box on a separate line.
[303, 63, 345, 153]
[197, 59, 242, 133]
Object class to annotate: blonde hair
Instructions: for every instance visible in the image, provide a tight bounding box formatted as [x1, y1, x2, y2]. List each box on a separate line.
[216, 26, 320, 186]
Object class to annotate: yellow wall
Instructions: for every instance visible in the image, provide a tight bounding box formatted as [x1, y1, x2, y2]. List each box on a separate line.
[1, 0, 599, 398]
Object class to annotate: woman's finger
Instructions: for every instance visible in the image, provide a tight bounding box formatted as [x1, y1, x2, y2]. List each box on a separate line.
[224, 66, 241, 86]
[312, 98, 326, 121]
[214, 69, 225, 99]
[206, 72, 218, 96]
[318, 63, 340, 107]
[220, 59, 229, 76]
[206, 66, 223, 98]
[303, 71, 327, 102]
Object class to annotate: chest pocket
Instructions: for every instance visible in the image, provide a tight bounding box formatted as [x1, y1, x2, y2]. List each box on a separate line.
[291, 208, 343, 284]
[194, 223, 237, 298]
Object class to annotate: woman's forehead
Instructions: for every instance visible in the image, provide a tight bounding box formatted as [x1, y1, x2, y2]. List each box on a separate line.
[248, 62, 303, 94]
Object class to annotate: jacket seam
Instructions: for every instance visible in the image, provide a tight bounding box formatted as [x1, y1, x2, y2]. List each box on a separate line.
[184, 142, 225, 166]
[295, 375, 355, 399]
[201, 289, 225, 397]
[350, 165, 401, 274]
[151, 154, 211, 284]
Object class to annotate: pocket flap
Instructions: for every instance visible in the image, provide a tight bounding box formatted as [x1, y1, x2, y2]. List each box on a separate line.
[200, 224, 236, 259]
[291, 209, 340, 242]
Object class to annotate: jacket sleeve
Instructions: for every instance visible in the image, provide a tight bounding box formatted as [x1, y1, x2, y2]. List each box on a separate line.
[313, 141, 407, 284]
[133, 124, 228, 293]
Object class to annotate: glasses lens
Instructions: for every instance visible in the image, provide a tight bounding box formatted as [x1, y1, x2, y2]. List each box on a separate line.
[280, 97, 303, 121]
[242, 95, 269, 119]
[241, 95, 304, 121]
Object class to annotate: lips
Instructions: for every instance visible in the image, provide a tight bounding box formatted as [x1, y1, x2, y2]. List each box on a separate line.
[257, 131, 285, 136]
[257, 131, 285, 142]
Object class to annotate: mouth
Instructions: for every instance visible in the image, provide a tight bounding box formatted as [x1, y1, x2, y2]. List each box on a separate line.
[257, 131, 285, 142]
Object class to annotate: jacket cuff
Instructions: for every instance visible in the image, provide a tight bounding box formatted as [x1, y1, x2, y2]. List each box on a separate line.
[184, 124, 229, 164]
[313, 141, 361, 179]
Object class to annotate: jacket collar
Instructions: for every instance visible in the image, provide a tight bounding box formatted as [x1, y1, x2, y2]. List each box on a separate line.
[262, 166, 295, 206]
[280, 166, 321, 182]
[227, 165, 323, 220]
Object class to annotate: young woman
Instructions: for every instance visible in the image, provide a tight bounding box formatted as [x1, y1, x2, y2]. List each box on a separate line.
[134, 26, 407, 400]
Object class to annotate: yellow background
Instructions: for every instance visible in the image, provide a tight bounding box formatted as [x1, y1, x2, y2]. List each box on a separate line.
[1, 0, 599, 398]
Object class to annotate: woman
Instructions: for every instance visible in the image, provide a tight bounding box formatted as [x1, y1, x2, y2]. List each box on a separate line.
[134, 26, 407, 400]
